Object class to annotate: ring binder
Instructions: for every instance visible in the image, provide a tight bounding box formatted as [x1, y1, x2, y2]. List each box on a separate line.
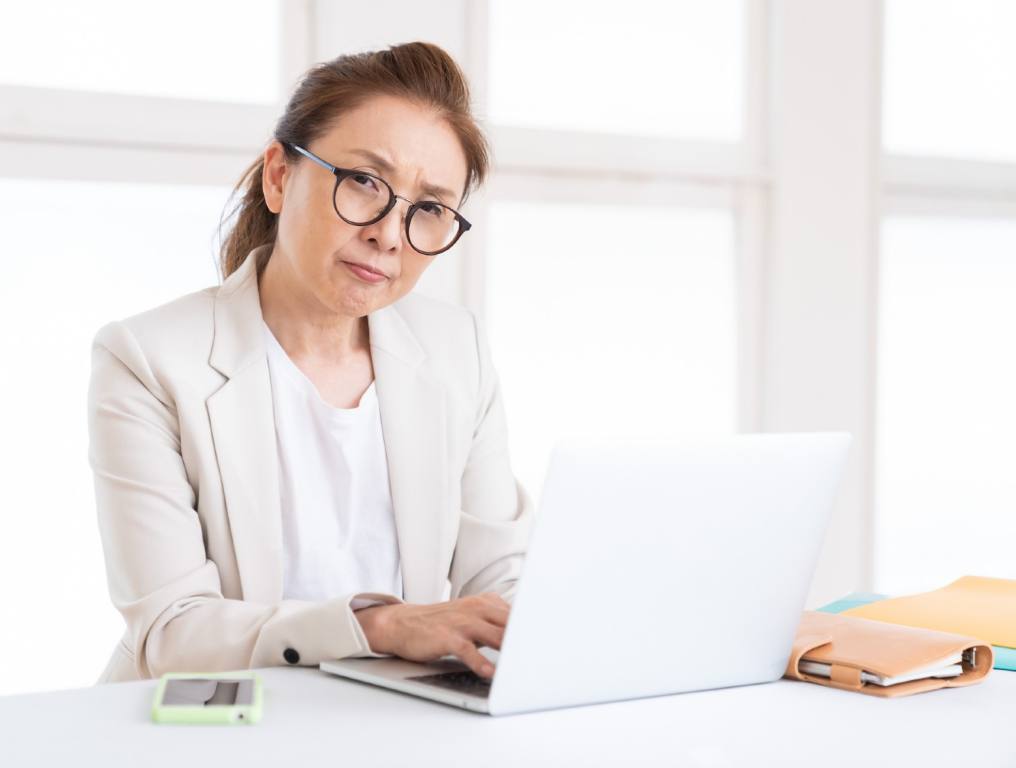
[783, 610, 994, 697]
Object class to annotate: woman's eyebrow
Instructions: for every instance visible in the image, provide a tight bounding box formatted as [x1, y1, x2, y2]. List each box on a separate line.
[347, 147, 456, 203]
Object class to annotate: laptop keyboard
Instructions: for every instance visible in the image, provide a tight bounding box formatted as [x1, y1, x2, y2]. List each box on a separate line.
[407, 670, 492, 698]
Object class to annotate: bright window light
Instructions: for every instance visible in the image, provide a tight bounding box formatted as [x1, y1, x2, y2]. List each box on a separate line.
[883, 0, 1016, 162]
[0, 177, 228, 695]
[876, 215, 1016, 594]
[486, 200, 738, 500]
[0, 0, 281, 104]
[488, 0, 744, 141]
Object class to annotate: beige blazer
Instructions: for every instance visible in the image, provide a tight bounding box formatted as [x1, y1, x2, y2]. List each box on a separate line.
[88, 244, 534, 684]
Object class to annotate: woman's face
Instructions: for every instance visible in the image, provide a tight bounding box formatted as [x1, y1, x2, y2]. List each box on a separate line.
[262, 94, 469, 318]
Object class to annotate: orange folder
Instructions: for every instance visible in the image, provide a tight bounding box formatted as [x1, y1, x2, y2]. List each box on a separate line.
[842, 575, 1016, 648]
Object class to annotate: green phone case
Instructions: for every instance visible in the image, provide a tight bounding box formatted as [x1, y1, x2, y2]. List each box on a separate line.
[151, 671, 263, 725]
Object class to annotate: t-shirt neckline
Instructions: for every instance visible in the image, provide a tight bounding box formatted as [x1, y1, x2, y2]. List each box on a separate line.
[262, 319, 377, 419]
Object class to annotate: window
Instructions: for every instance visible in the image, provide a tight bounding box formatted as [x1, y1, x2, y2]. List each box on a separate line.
[483, 0, 752, 500]
[877, 0, 1016, 593]
[0, 178, 227, 695]
[488, 0, 744, 141]
[487, 199, 737, 496]
[883, 0, 1016, 162]
[875, 216, 1016, 594]
[2, 0, 765, 696]
[0, 0, 281, 104]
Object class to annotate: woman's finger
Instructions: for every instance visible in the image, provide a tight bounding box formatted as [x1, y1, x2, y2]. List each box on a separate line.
[481, 600, 511, 627]
[460, 615, 505, 651]
[448, 635, 497, 678]
[455, 594, 510, 627]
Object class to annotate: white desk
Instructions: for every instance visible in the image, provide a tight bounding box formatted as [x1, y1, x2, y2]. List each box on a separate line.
[2, 667, 1014, 767]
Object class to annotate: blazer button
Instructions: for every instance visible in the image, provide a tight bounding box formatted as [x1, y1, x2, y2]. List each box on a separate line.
[283, 647, 300, 664]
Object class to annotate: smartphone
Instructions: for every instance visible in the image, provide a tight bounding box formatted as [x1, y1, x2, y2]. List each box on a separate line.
[151, 671, 263, 725]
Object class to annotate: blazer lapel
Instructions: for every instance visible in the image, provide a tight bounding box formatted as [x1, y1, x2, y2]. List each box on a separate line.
[207, 244, 283, 604]
[206, 244, 451, 606]
[368, 306, 450, 604]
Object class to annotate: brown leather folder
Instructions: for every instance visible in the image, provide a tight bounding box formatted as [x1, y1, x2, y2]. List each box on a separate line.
[783, 610, 994, 697]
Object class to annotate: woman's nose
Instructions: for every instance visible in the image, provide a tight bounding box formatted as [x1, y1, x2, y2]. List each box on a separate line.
[361, 197, 410, 252]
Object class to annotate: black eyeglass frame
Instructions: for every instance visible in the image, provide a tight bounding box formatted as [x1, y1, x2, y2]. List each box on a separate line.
[282, 140, 472, 256]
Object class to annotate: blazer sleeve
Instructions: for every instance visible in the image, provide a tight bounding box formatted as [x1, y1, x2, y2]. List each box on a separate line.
[88, 322, 402, 680]
[448, 311, 535, 603]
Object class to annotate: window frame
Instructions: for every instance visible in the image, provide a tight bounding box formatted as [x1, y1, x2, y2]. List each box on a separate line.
[462, 0, 769, 433]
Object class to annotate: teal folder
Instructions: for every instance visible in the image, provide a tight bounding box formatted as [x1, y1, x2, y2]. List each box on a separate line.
[817, 592, 1016, 671]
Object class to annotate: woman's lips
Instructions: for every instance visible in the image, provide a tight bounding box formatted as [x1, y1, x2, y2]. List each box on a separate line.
[342, 260, 388, 284]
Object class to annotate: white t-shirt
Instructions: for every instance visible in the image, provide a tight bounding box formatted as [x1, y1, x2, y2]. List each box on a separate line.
[262, 320, 403, 608]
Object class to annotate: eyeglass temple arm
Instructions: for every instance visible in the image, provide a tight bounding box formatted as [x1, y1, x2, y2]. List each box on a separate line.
[286, 142, 336, 174]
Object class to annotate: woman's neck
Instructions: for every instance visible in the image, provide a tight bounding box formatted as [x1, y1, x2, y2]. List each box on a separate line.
[257, 250, 369, 364]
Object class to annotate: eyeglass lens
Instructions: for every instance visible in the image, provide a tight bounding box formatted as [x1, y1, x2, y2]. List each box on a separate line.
[335, 172, 460, 254]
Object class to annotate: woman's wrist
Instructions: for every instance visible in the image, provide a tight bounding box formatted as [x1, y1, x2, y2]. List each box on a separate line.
[354, 603, 395, 654]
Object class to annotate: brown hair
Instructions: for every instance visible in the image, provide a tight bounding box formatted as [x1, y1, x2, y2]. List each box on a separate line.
[217, 41, 491, 281]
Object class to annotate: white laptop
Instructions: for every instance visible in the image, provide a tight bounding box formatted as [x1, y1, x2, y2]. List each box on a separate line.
[320, 432, 852, 716]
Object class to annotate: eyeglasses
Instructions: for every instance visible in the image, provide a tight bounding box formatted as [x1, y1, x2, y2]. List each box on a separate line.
[282, 141, 472, 256]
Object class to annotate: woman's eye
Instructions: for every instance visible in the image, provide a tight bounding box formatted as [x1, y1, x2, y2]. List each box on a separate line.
[420, 202, 444, 217]
[351, 173, 378, 190]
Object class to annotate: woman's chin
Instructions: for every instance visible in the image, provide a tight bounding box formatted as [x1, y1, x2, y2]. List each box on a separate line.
[334, 284, 381, 316]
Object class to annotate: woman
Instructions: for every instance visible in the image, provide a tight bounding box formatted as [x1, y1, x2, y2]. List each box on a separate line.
[88, 42, 532, 684]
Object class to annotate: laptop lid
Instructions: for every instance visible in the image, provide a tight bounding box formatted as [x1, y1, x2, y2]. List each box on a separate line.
[487, 432, 852, 715]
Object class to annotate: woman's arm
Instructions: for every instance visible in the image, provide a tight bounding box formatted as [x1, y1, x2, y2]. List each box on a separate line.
[447, 309, 535, 602]
[353, 308, 534, 678]
[88, 322, 401, 680]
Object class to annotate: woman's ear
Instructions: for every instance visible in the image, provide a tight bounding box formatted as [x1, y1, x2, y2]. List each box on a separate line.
[262, 140, 289, 214]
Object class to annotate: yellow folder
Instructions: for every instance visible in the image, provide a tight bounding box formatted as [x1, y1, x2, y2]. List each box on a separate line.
[843, 576, 1016, 648]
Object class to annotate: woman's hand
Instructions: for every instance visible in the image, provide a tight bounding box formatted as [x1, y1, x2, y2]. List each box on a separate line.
[354, 592, 510, 678]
